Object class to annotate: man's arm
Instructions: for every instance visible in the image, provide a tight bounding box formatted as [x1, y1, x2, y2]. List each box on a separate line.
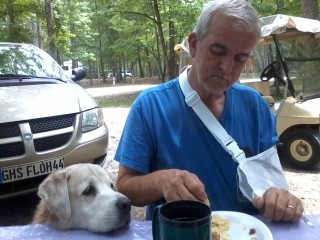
[116, 165, 208, 207]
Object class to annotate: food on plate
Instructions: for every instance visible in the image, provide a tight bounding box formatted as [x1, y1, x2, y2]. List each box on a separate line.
[211, 214, 231, 240]
[203, 198, 211, 206]
[249, 228, 256, 235]
[211, 214, 259, 240]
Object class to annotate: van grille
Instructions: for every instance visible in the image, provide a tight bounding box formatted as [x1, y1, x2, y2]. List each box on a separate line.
[0, 123, 20, 138]
[0, 114, 75, 158]
[30, 115, 74, 133]
[0, 142, 25, 158]
[34, 132, 72, 152]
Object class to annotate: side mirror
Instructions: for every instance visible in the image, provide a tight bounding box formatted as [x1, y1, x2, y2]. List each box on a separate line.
[71, 68, 86, 82]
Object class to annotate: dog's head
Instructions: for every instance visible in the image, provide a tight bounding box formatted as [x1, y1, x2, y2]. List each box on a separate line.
[37, 163, 131, 232]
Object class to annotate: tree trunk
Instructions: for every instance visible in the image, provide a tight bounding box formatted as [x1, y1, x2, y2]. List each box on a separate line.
[145, 48, 153, 78]
[6, 0, 15, 42]
[67, 0, 77, 68]
[152, 0, 168, 82]
[168, 19, 176, 80]
[94, 0, 106, 83]
[276, 0, 285, 12]
[301, 0, 319, 19]
[44, 0, 58, 60]
[36, 18, 43, 48]
[137, 49, 144, 78]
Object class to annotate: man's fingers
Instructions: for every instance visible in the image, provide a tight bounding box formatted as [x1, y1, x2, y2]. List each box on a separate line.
[261, 188, 304, 222]
[184, 172, 207, 201]
[263, 188, 280, 221]
[163, 170, 207, 202]
[252, 196, 264, 210]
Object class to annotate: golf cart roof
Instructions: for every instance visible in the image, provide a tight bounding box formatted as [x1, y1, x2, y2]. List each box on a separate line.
[259, 14, 320, 45]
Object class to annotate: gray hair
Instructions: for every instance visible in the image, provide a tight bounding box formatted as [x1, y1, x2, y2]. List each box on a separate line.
[193, 0, 261, 40]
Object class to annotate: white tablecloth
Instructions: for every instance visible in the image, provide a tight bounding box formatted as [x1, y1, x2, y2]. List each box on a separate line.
[0, 215, 319, 240]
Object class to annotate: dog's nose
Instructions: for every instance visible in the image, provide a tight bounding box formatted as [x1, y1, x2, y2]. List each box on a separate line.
[116, 197, 131, 210]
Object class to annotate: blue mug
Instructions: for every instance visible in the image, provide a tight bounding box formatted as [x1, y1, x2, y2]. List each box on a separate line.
[152, 200, 212, 240]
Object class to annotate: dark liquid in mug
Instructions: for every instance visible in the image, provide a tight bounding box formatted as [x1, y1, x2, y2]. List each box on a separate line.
[173, 217, 198, 222]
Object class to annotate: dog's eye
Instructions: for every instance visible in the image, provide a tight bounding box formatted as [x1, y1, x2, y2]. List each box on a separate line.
[111, 183, 115, 190]
[83, 185, 96, 196]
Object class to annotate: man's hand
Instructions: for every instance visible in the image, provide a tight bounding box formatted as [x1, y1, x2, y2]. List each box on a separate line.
[161, 169, 208, 203]
[252, 187, 303, 222]
[116, 166, 208, 206]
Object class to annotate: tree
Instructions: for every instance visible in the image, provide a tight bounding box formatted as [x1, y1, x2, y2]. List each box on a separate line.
[301, 0, 319, 19]
[44, 0, 58, 60]
[1, 0, 38, 42]
[2, 0, 319, 80]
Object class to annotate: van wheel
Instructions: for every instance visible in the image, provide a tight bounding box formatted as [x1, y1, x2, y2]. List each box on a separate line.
[282, 129, 320, 169]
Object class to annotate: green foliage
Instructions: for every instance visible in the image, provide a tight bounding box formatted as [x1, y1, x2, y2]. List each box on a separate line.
[95, 92, 139, 108]
[0, 0, 39, 42]
[0, 0, 316, 78]
[250, 0, 301, 16]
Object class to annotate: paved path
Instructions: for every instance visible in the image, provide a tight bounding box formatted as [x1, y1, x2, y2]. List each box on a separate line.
[85, 84, 156, 98]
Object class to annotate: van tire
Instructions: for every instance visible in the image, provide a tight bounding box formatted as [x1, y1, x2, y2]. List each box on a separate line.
[282, 129, 320, 169]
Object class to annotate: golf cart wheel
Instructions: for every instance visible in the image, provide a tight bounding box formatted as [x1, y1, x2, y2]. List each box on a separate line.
[282, 129, 320, 169]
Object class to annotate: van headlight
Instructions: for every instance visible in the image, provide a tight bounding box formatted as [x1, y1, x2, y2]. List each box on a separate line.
[81, 108, 104, 132]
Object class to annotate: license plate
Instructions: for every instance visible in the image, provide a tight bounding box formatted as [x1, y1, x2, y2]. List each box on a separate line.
[0, 157, 64, 184]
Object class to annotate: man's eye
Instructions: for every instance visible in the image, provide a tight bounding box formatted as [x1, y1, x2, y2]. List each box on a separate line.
[235, 54, 248, 63]
[211, 47, 226, 56]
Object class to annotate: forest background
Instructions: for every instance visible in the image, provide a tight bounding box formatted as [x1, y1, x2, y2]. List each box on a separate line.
[1, 0, 319, 83]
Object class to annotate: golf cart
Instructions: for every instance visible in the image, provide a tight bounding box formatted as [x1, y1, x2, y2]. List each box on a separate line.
[245, 14, 320, 169]
[175, 15, 320, 169]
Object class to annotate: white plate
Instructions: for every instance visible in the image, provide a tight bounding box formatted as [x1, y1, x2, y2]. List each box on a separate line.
[212, 211, 273, 240]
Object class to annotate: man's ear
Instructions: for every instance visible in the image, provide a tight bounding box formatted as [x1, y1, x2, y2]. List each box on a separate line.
[188, 32, 198, 58]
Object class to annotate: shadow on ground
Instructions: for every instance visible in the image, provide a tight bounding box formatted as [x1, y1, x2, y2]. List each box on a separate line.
[0, 192, 40, 226]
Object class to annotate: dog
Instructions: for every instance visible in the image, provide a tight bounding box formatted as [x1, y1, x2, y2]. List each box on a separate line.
[32, 163, 131, 232]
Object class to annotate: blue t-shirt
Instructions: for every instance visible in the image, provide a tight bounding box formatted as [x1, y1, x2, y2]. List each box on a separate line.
[115, 78, 278, 219]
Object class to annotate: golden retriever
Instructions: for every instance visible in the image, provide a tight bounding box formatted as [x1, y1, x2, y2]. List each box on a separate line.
[32, 163, 131, 232]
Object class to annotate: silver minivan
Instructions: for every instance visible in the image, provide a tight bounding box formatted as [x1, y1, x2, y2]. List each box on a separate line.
[0, 42, 109, 199]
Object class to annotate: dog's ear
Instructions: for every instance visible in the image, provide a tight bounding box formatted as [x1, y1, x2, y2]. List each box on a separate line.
[37, 169, 71, 221]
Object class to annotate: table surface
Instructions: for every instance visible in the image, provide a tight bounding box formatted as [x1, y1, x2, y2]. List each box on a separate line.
[0, 214, 319, 240]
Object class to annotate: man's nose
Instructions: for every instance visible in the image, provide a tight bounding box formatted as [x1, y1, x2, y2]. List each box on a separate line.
[219, 56, 233, 74]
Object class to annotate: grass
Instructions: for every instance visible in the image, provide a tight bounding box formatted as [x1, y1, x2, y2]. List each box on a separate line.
[95, 92, 140, 108]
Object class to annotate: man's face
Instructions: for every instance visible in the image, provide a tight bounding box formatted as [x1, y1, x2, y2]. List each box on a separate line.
[189, 14, 259, 94]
